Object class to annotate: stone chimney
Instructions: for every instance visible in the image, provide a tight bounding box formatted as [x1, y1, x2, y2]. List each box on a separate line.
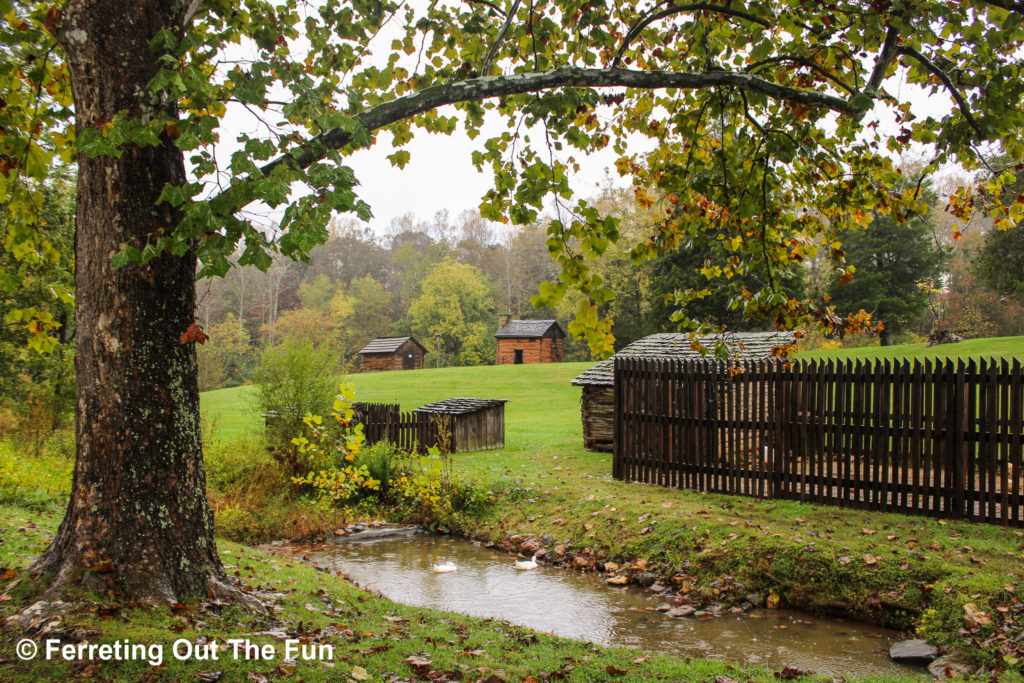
[498, 313, 512, 329]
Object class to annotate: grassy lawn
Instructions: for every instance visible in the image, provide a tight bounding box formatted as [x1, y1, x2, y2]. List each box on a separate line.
[196, 353, 1024, 673]
[796, 335, 1024, 364]
[4, 337, 1023, 680]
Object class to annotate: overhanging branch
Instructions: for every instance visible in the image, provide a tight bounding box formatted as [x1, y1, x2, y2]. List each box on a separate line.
[745, 54, 856, 94]
[866, 25, 900, 91]
[612, 2, 771, 68]
[897, 45, 983, 136]
[480, 0, 522, 77]
[215, 65, 860, 212]
[464, 0, 507, 17]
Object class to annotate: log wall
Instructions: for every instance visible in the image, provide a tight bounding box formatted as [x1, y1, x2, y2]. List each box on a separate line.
[496, 337, 563, 365]
[580, 385, 615, 451]
[361, 340, 425, 372]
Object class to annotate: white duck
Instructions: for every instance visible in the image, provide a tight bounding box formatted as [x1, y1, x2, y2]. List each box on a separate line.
[515, 554, 538, 570]
[432, 559, 457, 573]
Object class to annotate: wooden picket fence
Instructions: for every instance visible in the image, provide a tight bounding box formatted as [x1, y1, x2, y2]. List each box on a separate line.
[353, 402, 445, 453]
[613, 356, 1024, 526]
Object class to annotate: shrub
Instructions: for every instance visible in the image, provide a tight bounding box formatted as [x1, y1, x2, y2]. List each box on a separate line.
[355, 441, 413, 500]
[290, 386, 492, 525]
[205, 435, 346, 542]
[253, 339, 342, 460]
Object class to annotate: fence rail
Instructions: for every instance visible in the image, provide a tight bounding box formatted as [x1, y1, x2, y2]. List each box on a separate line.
[613, 356, 1024, 526]
[353, 402, 445, 453]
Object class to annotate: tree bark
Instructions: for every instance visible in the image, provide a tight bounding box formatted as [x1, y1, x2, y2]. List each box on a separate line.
[879, 326, 892, 347]
[34, 0, 226, 601]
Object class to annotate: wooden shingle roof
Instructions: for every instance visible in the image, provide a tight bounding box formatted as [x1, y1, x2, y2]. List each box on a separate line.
[358, 336, 427, 355]
[494, 319, 565, 339]
[570, 331, 796, 386]
[413, 397, 510, 415]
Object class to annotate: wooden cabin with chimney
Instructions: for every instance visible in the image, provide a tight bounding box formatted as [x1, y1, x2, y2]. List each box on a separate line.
[358, 336, 427, 372]
[570, 331, 795, 451]
[494, 316, 565, 365]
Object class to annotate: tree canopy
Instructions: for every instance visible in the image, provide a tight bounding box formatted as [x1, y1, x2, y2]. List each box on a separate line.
[4, 0, 1023, 352]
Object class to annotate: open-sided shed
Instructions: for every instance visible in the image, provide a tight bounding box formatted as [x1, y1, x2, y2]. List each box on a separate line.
[570, 332, 795, 451]
[358, 336, 427, 372]
[413, 397, 509, 452]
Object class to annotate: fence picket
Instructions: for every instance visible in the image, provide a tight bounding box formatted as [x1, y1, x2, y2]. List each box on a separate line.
[610, 354, 1024, 526]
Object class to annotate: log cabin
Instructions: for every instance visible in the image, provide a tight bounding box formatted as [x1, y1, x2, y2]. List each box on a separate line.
[495, 316, 565, 365]
[358, 336, 428, 372]
[570, 331, 796, 451]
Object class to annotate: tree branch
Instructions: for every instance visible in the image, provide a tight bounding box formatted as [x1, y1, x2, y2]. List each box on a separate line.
[866, 25, 900, 91]
[612, 3, 771, 68]
[980, 0, 1024, 12]
[464, 0, 506, 17]
[897, 45, 983, 136]
[215, 65, 859, 212]
[480, 0, 522, 77]
[745, 54, 856, 94]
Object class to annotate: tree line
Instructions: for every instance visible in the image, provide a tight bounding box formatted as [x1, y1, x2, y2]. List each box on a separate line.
[183, 176, 1024, 394]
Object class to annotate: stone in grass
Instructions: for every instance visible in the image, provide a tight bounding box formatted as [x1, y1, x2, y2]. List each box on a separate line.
[888, 639, 939, 663]
[927, 652, 975, 680]
[962, 603, 992, 629]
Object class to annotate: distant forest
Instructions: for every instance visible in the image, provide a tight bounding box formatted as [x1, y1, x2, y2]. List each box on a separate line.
[193, 186, 1024, 391]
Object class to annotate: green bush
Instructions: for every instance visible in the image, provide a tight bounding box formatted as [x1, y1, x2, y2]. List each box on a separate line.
[289, 387, 492, 526]
[355, 441, 413, 500]
[253, 339, 342, 461]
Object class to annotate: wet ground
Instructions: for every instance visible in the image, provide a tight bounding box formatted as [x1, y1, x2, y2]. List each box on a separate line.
[288, 531, 925, 678]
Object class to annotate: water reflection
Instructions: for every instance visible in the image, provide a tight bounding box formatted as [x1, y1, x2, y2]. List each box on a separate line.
[301, 534, 920, 678]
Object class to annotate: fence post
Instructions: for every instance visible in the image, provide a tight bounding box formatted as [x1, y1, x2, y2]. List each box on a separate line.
[949, 359, 968, 518]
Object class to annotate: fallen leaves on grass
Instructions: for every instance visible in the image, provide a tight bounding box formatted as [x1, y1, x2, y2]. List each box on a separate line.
[774, 666, 813, 680]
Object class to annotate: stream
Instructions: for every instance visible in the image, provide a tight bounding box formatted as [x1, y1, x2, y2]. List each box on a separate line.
[291, 530, 923, 678]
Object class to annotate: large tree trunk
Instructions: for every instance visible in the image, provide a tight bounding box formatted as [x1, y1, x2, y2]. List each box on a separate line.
[34, 0, 225, 601]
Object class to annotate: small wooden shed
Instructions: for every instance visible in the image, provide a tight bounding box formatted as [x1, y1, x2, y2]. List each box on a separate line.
[495, 317, 565, 365]
[570, 332, 795, 451]
[413, 397, 509, 452]
[358, 336, 427, 372]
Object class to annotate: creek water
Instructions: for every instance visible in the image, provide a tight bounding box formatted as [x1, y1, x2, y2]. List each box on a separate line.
[295, 532, 922, 678]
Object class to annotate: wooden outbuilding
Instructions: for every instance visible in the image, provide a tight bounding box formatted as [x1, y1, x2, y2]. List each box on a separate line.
[358, 336, 427, 372]
[570, 331, 795, 451]
[413, 397, 509, 452]
[495, 317, 565, 365]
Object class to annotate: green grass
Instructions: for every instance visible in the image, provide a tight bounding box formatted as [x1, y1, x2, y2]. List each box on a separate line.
[4, 339, 1023, 679]
[198, 357, 1024, 672]
[201, 383, 260, 445]
[796, 335, 1024, 364]
[201, 337, 1024, 445]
